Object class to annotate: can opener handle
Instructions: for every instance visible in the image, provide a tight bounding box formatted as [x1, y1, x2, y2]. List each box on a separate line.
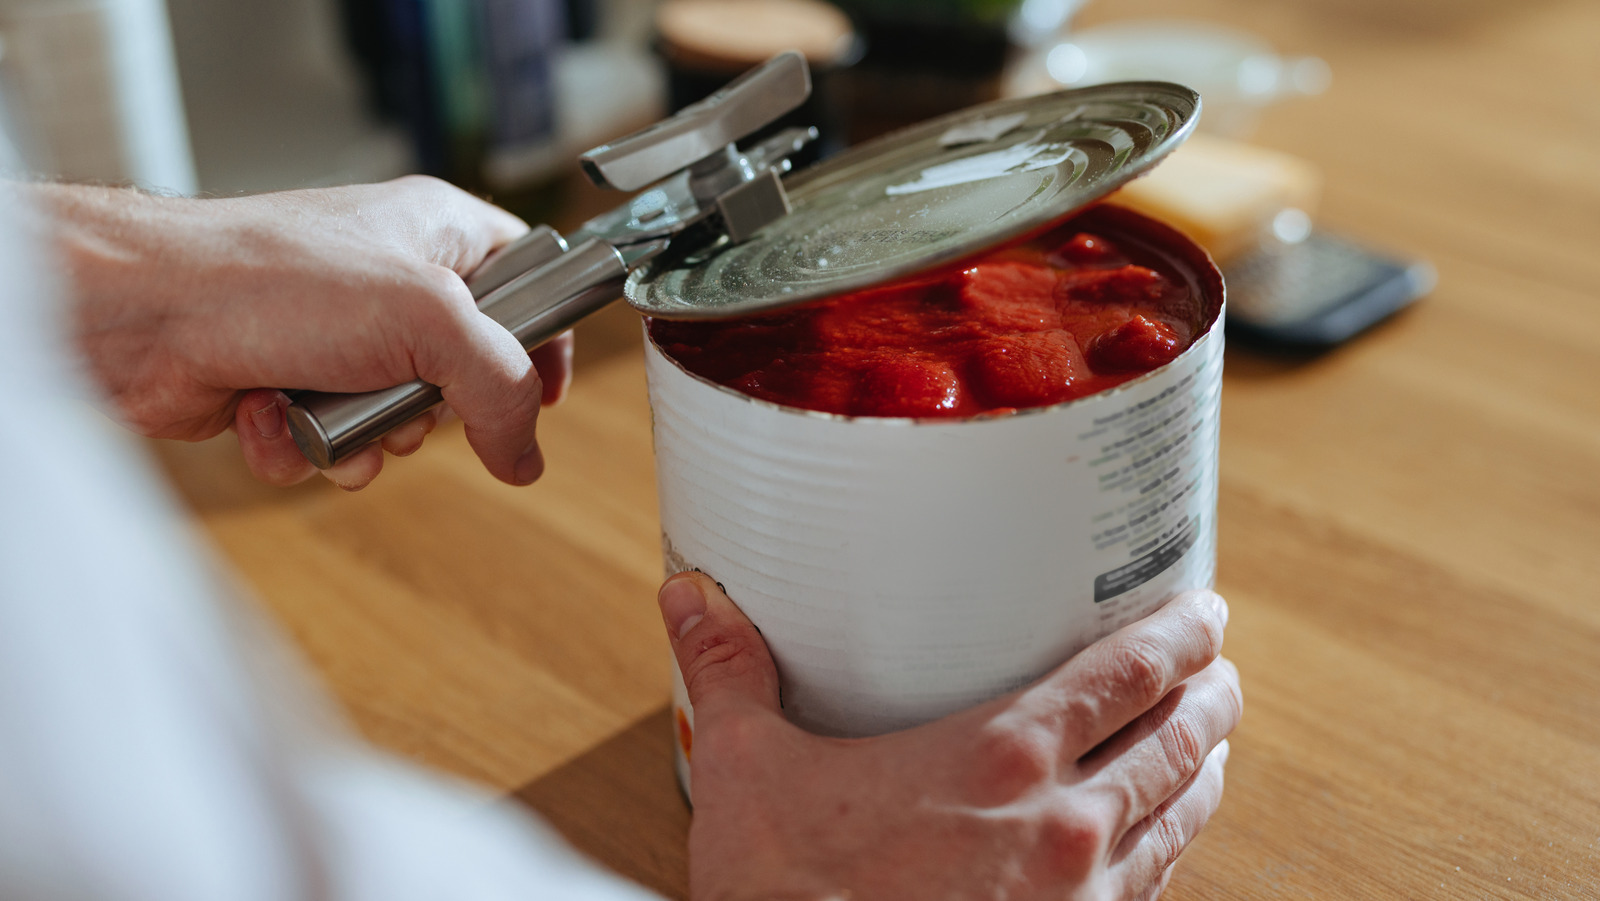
[284, 52, 812, 470]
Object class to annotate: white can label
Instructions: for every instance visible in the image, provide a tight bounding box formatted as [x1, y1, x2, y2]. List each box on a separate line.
[650, 319, 1222, 783]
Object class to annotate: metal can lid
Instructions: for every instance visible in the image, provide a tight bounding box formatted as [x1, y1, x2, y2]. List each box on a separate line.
[627, 81, 1201, 319]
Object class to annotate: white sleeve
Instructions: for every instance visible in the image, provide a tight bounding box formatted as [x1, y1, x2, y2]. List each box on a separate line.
[0, 184, 660, 901]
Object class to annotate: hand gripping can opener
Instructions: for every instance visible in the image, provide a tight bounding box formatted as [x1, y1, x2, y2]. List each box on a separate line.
[286, 52, 817, 469]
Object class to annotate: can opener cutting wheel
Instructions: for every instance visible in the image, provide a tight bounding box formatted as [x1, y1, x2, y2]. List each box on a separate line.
[286, 52, 816, 469]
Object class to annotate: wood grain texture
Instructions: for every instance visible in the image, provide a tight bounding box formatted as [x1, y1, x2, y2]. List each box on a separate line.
[152, 1, 1600, 896]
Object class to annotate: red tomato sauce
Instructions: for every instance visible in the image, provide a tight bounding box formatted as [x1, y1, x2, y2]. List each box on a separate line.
[648, 207, 1208, 419]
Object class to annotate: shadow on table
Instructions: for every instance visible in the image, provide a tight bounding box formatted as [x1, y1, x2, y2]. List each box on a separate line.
[513, 705, 691, 899]
[1221, 341, 1331, 381]
[1220, 309, 1415, 380]
[572, 299, 649, 369]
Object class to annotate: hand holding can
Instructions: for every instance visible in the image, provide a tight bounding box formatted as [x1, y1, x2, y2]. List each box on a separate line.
[657, 573, 1241, 901]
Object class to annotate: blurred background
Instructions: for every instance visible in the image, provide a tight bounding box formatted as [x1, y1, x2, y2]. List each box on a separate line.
[5, 4, 1598, 895]
[0, 0, 1327, 203]
[0, 0, 1333, 188]
[0, 0, 1475, 347]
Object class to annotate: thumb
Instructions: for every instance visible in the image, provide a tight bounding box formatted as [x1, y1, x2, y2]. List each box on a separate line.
[657, 572, 781, 718]
[233, 388, 319, 486]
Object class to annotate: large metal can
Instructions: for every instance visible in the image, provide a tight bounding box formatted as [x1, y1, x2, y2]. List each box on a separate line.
[645, 202, 1223, 796]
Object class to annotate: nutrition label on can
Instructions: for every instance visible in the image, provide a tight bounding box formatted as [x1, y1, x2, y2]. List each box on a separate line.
[1081, 369, 1214, 603]
[1093, 517, 1198, 603]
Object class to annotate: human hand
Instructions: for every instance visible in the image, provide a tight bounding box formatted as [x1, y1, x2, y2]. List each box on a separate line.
[655, 574, 1240, 901]
[32, 176, 573, 490]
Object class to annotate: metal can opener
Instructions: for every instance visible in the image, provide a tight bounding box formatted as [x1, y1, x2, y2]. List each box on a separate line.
[286, 52, 815, 469]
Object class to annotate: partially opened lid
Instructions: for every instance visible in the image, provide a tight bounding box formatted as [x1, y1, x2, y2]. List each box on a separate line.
[627, 81, 1201, 318]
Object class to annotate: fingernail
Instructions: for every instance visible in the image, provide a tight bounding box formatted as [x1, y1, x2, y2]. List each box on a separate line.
[250, 401, 283, 439]
[321, 467, 367, 492]
[1210, 591, 1230, 628]
[514, 442, 544, 485]
[389, 417, 431, 457]
[659, 576, 706, 640]
[1216, 738, 1231, 764]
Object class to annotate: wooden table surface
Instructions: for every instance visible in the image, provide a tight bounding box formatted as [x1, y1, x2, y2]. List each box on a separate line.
[154, 0, 1600, 896]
